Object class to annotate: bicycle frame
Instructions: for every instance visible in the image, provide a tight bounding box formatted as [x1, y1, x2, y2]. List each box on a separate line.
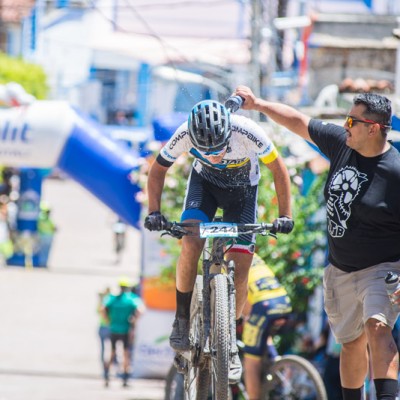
[163, 219, 275, 400]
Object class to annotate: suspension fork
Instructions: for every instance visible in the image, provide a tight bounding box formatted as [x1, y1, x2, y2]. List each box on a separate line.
[202, 237, 211, 353]
[227, 259, 238, 355]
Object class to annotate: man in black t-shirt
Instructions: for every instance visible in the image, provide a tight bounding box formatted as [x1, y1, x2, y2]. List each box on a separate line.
[235, 86, 400, 400]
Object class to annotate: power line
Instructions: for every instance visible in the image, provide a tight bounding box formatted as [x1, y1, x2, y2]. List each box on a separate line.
[88, 0, 233, 103]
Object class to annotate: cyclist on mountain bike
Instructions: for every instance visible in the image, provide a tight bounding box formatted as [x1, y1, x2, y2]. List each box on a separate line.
[241, 253, 292, 400]
[144, 99, 294, 383]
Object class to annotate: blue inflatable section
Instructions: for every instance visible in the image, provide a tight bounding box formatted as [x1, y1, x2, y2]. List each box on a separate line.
[16, 168, 42, 232]
[152, 112, 187, 142]
[57, 111, 142, 229]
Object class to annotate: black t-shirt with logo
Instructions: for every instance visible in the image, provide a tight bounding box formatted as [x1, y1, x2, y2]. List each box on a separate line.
[309, 119, 400, 272]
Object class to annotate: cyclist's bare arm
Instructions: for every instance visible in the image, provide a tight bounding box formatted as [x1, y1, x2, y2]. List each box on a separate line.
[234, 86, 314, 144]
[265, 156, 292, 218]
[147, 160, 169, 213]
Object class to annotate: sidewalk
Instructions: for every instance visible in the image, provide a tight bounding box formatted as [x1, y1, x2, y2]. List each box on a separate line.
[0, 178, 165, 400]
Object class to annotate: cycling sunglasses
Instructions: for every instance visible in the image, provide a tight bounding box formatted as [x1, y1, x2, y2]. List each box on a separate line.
[345, 115, 391, 130]
[199, 144, 228, 156]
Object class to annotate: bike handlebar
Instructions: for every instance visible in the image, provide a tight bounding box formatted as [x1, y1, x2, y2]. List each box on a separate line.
[162, 221, 275, 239]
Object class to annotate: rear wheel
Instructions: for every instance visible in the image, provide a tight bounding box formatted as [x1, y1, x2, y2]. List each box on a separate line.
[164, 364, 184, 400]
[262, 354, 327, 400]
[210, 274, 230, 400]
[184, 275, 210, 400]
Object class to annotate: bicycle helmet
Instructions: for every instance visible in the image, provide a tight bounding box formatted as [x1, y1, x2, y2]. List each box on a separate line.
[188, 100, 231, 152]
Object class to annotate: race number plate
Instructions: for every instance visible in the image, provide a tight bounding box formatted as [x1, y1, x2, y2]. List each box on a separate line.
[199, 222, 238, 238]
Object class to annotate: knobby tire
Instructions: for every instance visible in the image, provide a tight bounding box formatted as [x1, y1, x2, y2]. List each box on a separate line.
[210, 274, 230, 400]
[164, 364, 184, 400]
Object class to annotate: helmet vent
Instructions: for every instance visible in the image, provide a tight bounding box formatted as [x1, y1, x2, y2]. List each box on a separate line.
[188, 100, 231, 151]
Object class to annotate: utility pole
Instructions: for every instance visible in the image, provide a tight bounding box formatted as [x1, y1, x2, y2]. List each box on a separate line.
[0, 0, 4, 52]
[250, 0, 262, 120]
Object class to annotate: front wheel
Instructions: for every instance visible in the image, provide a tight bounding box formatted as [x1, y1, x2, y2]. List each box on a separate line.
[210, 274, 230, 400]
[262, 354, 327, 400]
[164, 364, 184, 400]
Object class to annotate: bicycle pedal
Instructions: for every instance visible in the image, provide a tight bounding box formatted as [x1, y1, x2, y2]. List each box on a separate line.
[173, 354, 186, 374]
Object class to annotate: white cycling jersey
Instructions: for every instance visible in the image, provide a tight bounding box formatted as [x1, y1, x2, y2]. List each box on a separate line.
[158, 114, 278, 188]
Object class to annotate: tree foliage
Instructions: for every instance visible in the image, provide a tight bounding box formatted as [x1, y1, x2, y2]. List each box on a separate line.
[256, 167, 327, 314]
[0, 52, 49, 99]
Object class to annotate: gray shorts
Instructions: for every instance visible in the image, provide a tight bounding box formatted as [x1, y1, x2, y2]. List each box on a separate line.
[323, 261, 400, 344]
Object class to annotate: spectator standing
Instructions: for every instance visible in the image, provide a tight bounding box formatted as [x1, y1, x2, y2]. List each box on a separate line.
[102, 277, 144, 387]
[235, 85, 400, 400]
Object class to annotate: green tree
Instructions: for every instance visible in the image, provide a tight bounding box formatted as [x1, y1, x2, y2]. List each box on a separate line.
[256, 167, 327, 315]
[0, 52, 49, 99]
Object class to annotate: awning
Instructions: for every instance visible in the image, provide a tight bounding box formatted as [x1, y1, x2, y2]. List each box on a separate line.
[89, 30, 252, 67]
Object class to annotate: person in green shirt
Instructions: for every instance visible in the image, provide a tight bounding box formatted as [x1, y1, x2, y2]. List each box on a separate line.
[102, 276, 144, 388]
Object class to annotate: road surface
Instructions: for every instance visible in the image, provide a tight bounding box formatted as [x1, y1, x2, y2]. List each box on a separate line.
[0, 177, 165, 400]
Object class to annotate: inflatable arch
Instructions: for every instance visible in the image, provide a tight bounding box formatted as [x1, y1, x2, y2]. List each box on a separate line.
[0, 100, 142, 228]
[0, 96, 145, 267]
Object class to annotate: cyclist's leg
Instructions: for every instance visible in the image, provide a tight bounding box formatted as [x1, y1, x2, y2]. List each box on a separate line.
[176, 233, 204, 293]
[169, 229, 204, 351]
[178, 170, 217, 293]
[170, 171, 216, 351]
[223, 184, 258, 318]
[243, 298, 291, 398]
[242, 301, 270, 399]
[244, 355, 263, 399]
[227, 251, 253, 318]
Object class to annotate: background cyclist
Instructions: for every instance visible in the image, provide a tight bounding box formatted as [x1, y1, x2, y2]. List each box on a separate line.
[144, 99, 294, 382]
[241, 253, 292, 400]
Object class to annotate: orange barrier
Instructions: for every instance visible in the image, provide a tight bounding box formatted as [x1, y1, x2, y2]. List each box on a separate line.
[142, 276, 176, 311]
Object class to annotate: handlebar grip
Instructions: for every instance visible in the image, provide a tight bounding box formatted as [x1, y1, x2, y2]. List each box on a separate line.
[263, 223, 274, 231]
[225, 95, 244, 113]
[164, 221, 173, 230]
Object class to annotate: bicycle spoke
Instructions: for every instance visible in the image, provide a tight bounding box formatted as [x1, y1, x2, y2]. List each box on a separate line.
[264, 355, 327, 400]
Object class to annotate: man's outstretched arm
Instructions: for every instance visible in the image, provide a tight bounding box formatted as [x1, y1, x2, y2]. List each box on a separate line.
[235, 85, 313, 144]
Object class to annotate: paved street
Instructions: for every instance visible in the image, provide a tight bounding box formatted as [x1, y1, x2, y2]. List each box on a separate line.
[0, 177, 165, 400]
